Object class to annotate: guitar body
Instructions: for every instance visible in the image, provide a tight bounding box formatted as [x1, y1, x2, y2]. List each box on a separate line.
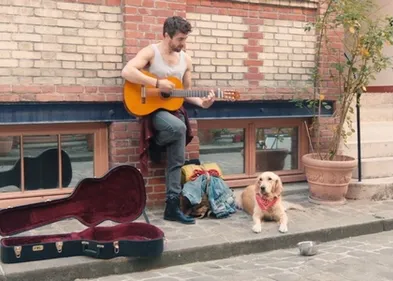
[123, 70, 185, 117]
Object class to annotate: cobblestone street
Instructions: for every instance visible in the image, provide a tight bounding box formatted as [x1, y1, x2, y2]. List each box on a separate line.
[76, 231, 393, 281]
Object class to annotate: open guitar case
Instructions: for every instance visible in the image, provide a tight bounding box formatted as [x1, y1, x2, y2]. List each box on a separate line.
[0, 165, 165, 264]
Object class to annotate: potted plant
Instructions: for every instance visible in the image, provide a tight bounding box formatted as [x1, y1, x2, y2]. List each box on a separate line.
[294, 0, 393, 205]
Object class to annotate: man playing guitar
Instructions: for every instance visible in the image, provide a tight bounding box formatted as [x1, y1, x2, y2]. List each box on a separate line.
[121, 16, 215, 224]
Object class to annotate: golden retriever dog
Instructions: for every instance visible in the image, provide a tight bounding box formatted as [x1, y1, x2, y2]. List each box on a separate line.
[235, 171, 305, 234]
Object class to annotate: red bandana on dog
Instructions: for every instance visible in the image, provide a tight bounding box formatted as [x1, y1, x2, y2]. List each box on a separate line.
[256, 194, 278, 211]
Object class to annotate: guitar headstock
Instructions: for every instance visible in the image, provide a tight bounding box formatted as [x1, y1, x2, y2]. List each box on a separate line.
[221, 90, 240, 101]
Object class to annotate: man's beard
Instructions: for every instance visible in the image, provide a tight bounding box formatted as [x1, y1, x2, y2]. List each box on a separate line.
[170, 44, 182, 52]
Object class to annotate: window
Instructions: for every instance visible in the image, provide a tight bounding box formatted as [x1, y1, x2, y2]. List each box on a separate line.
[198, 118, 308, 187]
[0, 123, 108, 208]
[199, 128, 245, 176]
[254, 127, 298, 172]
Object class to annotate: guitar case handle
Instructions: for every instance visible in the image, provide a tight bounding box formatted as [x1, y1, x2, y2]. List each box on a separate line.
[82, 242, 101, 258]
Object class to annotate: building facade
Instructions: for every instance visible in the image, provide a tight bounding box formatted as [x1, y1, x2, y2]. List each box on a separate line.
[0, 0, 342, 208]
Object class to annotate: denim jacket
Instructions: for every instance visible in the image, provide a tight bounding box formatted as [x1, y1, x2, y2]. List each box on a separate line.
[182, 174, 236, 219]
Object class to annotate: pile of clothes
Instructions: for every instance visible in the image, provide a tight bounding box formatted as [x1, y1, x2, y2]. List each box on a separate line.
[181, 163, 237, 219]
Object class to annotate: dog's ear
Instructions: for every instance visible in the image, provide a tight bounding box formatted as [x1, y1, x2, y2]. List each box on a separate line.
[254, 175, 263, 191]
[272, 177, 283, 197]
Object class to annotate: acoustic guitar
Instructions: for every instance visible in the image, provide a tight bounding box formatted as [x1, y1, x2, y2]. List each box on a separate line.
[123, 70, 240, 117]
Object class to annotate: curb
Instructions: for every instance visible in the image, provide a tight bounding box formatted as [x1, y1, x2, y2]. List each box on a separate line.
[7, 218, 393, 281]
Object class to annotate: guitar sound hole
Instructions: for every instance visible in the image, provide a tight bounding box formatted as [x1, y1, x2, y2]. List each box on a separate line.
[160, 92, 171, 99]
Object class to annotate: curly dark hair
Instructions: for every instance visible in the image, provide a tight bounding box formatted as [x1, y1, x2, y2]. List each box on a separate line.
[163, 16, 192, 38]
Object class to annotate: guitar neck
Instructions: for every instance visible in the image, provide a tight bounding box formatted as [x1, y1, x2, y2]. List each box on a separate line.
[146, 88, 223, 99]
[170, 89, 219, 98]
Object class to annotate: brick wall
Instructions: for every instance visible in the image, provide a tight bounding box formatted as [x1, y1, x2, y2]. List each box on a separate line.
[186, 13, 316, 90]
[0, 0, 338, 206]
[0, 0, 123, 101]
[186, 0, 317, 98]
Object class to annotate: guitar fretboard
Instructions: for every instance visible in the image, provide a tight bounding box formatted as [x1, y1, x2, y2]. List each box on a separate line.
[169, 90, 220, 98]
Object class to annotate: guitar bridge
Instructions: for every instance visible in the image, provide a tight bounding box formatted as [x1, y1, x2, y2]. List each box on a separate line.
[216, 88, 222, 99]
[141, 85, 146, 104]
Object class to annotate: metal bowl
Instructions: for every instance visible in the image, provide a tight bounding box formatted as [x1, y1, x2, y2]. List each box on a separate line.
[297, 241, 318, 256]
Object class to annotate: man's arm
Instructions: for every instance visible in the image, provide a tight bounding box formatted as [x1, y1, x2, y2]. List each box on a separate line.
[121, 45, 157, 87]
[183, 53, 204, 107]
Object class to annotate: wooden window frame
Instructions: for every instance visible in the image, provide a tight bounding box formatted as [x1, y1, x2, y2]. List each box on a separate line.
[0, 123, 108, 208]
[198, 118, 309, 187]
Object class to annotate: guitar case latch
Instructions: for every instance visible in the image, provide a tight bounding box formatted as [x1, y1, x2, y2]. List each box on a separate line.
[14, 246, 22, 259]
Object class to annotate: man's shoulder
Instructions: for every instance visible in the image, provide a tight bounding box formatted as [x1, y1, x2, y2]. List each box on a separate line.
[182, 51, 192, 64]
[141, 44, 155, 54]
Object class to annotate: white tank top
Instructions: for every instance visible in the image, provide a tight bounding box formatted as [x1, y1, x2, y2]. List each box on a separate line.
[148, 43, 187, 81]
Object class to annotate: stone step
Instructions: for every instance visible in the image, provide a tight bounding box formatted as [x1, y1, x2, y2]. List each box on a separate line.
[342, 140, 393, 159]
[347, 176, 393, 200]
[348, 121, 393, 142]
[352, 156, 393, 179]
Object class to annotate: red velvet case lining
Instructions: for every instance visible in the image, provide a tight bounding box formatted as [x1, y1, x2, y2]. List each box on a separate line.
[0, 165, 150, 242]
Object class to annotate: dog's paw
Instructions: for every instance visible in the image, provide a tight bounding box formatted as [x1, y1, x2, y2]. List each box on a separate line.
[278, 224, 288, 233]
[252, 224, 262, 233]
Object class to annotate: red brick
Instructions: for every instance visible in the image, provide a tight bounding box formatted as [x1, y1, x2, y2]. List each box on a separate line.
[99, 86, 122, 93]
[0, 85, 11, 92]
[142, 0, 155, 7]
[148, 192, 166, 201]
[148, 177, 165, 185]
[19, 94, 35, 101]
[85, 87, 98, 93]
[124, 0, 142, 5]
[57, 86, 84, 93]
[36, 94, 65, 101]
[245, 73, 264, 80]
[106, 0, 121, 5]
[153, 184, 166, 193]
[245, 60, 263, 66]
[124, 7, 138, 14]
[0, 95, 20, 102]
[13, 86, 42, 93]
[244, 32, 263, 39]
[155, 1, 168, 8]
[244, 46, 263, 52]
[168, 2, 186, 10]
[261, 12, 279, 19]
[279, 14, 306, 21]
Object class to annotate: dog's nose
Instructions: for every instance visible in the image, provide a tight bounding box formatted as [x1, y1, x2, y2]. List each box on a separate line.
[260, 186, 266, 192]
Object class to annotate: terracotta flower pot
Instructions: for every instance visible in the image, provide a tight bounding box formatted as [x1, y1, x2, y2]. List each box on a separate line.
[302, 153, 357, 205]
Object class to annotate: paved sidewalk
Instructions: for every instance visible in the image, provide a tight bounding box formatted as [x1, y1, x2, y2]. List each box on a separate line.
[76, 230, 393, 281]
[2, 190, 393, 281]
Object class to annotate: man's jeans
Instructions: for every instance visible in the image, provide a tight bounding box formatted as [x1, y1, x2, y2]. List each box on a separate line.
[151, 110, 186, 200]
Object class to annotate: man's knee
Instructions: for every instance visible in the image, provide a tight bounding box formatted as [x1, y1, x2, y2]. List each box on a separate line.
[172, 121, 186, 138]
